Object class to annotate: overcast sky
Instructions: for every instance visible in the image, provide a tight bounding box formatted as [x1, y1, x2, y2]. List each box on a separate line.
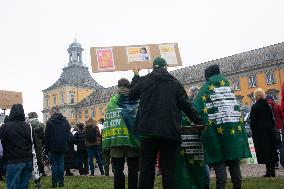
[1, 0, 283, 120]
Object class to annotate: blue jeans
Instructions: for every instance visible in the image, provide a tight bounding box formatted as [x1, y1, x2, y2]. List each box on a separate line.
[50, 153, 64, 183]
[87, 145, 104, 175]
[6, 161, 32, 189]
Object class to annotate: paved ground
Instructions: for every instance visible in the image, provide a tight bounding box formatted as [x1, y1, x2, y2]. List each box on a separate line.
[53, 164, 284, 178]
[211, 164, 284, 178]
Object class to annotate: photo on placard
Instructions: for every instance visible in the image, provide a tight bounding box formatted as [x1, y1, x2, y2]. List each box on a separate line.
[127, 46, 150, 62]
[96, 48, 115, 70]
[159, 44, 178, 65]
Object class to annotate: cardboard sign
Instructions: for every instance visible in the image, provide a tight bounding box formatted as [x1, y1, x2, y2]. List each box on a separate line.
[0, 90, 23, 110]
[90, 43, 182, 73]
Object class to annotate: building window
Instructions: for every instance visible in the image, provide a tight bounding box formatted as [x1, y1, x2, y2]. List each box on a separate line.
[99, 106, 104, 115]
[45, 96, 49, 107]
[71, 110, 75, 119]
[266, 72, 275, 85]
[60, 93, 64, 105]
[79, 111, 82, 119]
[233, 80, 240, 91]
[69, 92, 75, 104]
[53, 95, 56, 106]
[92, 109, 95, 118]
[248, 75, 257, 88]
[85, 110, 89, 119]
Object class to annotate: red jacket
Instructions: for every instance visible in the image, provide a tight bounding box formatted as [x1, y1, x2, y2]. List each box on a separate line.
[281, 82, 284, 118]
[267, 99, 283, 130]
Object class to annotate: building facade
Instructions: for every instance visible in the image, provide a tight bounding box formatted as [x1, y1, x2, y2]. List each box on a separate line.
[43, 42, 284, 124]
[42, 41, 103, 125]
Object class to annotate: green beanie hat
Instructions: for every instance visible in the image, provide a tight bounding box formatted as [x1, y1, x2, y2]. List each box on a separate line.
[153, 57, 167, 68]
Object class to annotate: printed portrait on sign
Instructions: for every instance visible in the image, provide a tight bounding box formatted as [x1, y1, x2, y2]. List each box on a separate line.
[127, 46, 150, 62]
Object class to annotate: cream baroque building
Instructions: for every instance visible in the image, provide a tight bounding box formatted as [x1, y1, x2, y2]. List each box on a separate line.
[43, 42, 284, 124]
[42, 41, 103, 125]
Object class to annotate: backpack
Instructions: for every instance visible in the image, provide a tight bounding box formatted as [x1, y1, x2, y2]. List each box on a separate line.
[85, 126, 97, 143]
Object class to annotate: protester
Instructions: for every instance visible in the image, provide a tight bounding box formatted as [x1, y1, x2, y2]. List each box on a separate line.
[0, 115, 9, 181]
[129, 57, 203, 189]
[266, 94, 284, 168]
[100, 118, 112, 177]
[45, 106, 71, 188]
[64, 130, 76, 176]
[250, 88, 278, 177]
[194, 64, 251, 189]
[85, 118, 104, 176]
[0, 104, 34, 189]
[187, 86, 211, 189]
[74, 123, 88, 175]
[281, 82, 284, 118]
[28, 112, 46, 176]
[103, 78, 139, 189]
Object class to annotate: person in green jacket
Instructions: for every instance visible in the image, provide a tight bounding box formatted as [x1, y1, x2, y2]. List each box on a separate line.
[102, 78, 139, 189]
[194, 64, 251, 189]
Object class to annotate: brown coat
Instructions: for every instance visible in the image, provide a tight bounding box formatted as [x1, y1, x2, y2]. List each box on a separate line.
[85, 118, 101, 146]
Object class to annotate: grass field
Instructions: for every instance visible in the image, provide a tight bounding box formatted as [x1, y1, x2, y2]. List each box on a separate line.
[1, 176, 284, 189]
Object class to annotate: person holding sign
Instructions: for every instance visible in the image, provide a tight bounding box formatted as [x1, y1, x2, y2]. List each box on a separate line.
[194, 65, 251, 189]
[129, 57, 203, 189]
[102, 78, 139, 189]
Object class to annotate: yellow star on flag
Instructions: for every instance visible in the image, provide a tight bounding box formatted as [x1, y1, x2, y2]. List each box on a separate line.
[217, 127, 224, 134]
[202, 95, 207, 101]
[220, 80, 226, 86]
[240, 116, 244, 123]
[180, 149, 185, 156]
[202, 107, 208, 114]
[237, 125, 242, 132]
[209, 85, 215, 91]
[208, 119, 214, 126]
[189, 159, 194, 165]
[230, 128, 235, 135]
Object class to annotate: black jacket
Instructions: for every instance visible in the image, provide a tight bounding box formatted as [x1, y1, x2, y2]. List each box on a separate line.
[74, 130, 86, 152]
[129, 68, 203, 142]
[0, 121, 36, 163]
[64, 132, 77, 169]
[250, 98, 278, 164]
[45, 113, 71, 153]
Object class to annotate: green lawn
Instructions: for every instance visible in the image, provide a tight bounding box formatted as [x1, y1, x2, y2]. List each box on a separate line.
[0, 176, 284, 189]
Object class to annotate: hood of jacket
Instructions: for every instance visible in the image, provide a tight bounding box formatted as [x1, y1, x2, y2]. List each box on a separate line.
[49, 113, 65, 124]
[150, 67, 177, 82]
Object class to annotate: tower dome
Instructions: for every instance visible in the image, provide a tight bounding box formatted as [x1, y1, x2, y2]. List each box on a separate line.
[67, 39, 84, 65]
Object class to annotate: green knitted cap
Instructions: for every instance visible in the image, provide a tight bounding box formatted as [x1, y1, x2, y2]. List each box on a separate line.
[153, 57, 167, 68]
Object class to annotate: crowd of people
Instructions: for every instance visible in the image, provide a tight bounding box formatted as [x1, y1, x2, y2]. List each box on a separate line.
[0, 57, 283, 189]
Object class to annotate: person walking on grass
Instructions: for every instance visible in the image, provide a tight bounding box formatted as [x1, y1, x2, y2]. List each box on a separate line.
[129, 57, 203, 189]
[85, 118, 104, 176]
[45, 106, 70, 188]
[194, 64, 251, 189]
[0, 104, 35, 189]
[103, 78, 139, 189]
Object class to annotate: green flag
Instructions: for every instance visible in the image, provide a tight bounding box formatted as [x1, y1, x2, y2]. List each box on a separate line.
[194, 74, 251, 164]
[102, 94, 139, 150]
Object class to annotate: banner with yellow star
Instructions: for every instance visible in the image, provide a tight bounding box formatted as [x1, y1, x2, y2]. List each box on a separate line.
[194, 74, 251, 164]
[175, 126, 205, 189]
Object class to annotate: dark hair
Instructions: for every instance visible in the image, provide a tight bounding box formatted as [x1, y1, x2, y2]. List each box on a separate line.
[99, 118, 104, 124]
[205, 64, 220, 81]
[118, 78, 130, 89]
[140, 47, 147, 53]
[9, 104, 25, 121]
[28, 112, 38, 119]
[77, 123, 84, 130]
